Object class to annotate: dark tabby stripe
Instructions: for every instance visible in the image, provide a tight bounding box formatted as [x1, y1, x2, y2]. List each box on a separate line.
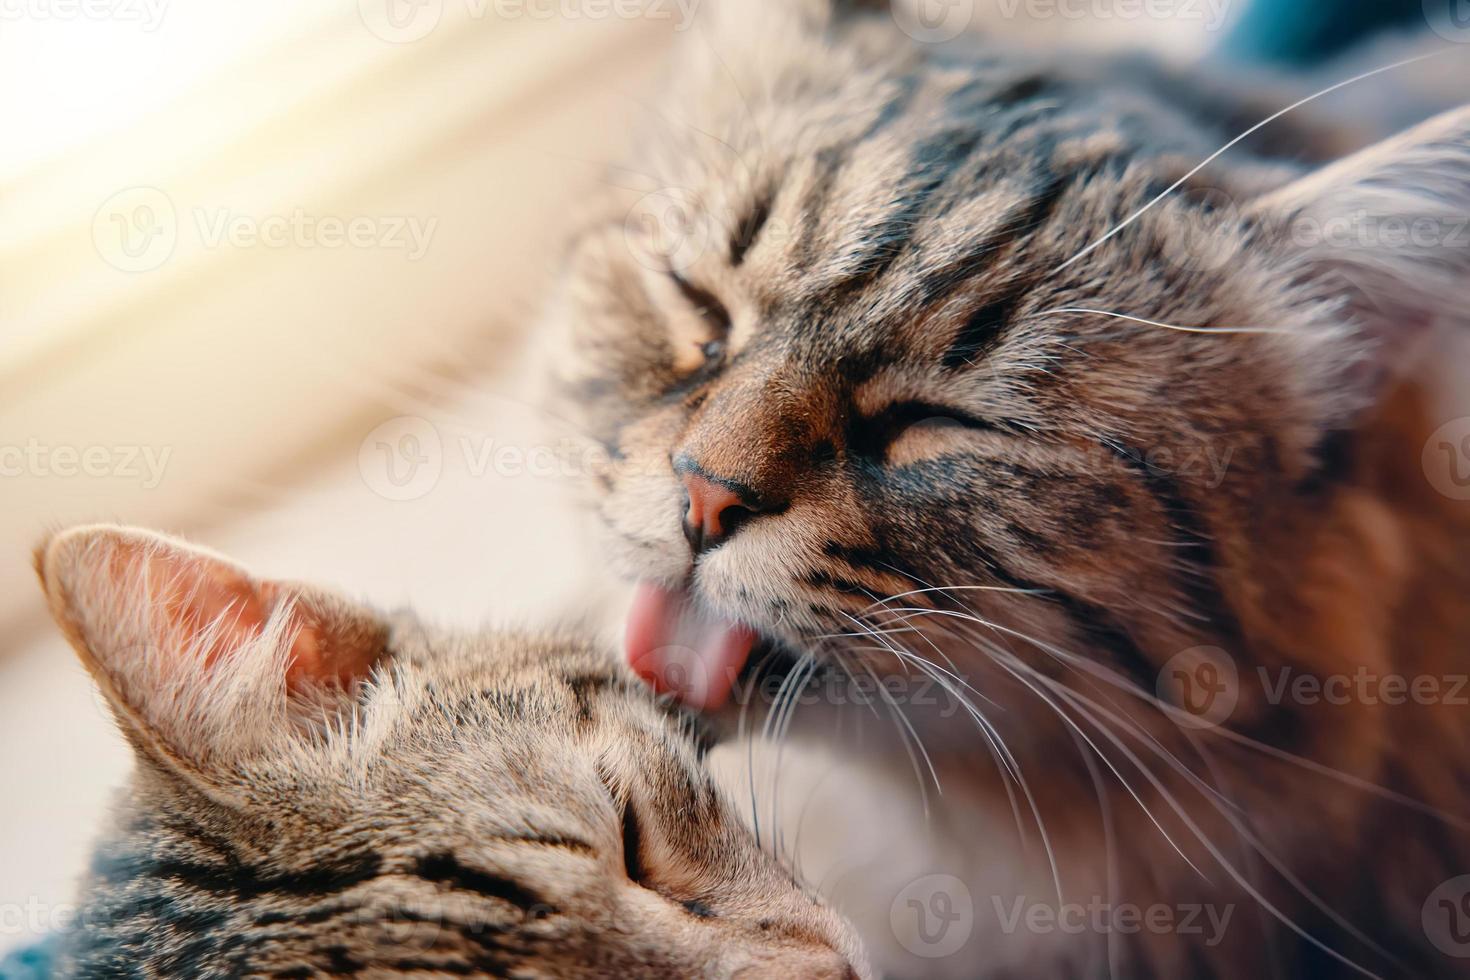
[830, 127, 987, 297]
[1103, 439, 1244, 651]
[563, 671, 614, 723]
[730, 190, 774, 266]
[942, 291, 1024, 368]
[973, 544, 1163, 694]
[804, 570, 872, 597]
[93, 849, 385, 900]
[412, 853, 550, 913]
[1295, 427, 1356, 497]
[795, 74, 924, 270]
[915, 168, 1070, 309]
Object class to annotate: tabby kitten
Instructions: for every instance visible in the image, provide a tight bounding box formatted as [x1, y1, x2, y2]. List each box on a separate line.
[35, 525, 867, 978]
[553, 1, 1470, 976]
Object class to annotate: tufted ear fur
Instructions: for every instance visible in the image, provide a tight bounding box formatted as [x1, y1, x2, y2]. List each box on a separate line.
[35, 525, 387, 778]
[1253, 105, 1470, 385]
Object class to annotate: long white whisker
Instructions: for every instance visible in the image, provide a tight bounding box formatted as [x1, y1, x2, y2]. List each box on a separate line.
[899, 600, 1398, 973]
[870, 603, 1470, 828]
[1037, 307, 1289, 336]
[845, 609, 1073, 903]
[855, 653, 936, 820]
[1053, 48, 1448, 273]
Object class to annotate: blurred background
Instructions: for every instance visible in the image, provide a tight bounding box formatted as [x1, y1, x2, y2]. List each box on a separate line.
[0, 0, 1443, 959]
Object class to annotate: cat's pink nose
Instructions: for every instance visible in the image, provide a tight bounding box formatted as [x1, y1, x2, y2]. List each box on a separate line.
[679, 458, 770, 552]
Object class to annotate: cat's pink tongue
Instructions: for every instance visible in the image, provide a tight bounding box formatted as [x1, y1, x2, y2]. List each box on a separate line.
[625, 582, 755, 710]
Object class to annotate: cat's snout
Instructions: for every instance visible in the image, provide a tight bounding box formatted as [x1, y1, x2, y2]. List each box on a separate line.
[674, 455, 780, 554]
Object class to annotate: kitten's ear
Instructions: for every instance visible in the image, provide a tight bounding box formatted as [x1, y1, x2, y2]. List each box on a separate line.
[35, 525, 386, 777]
[1253, 105, 1470, 360]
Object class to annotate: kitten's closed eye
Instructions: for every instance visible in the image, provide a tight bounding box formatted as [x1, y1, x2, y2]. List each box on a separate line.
[620, 799, 646, 885]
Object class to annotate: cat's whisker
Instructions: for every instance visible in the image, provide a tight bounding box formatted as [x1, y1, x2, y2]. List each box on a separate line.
[881, 606, 1205, 883]
[853, 652, 936, 822]
[883, 600, 1400, 975]
[854, 582, 1049, 618]
[838, 610, 1073, 901]
[939, 610, 1380, 974]
[770, 650, 823, 864]
[1039, 307, 1290, 336]
[737, 641, 797, 851]
[1033, 665, 1398, 976]
[875, 642, 1041, 863]
[874, 594, 1356, 932]
[1067, 715, 1124, 979]
[1051, 693, 1385, 977]
[870, 584, 1470, 819]
[1052, 48, 1448, 273]
[886, 599, 1470, 829]
[834, 611, 945, 811]
[761, 646, 813, 860]
[879, 639, 1039, 846]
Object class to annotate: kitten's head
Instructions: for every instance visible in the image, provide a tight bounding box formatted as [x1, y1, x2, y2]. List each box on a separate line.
[36, 525, 867, 978]
[556, 3, 1470, 726]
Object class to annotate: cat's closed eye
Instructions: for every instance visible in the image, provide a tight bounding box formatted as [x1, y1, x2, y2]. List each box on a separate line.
[854, 400, 997, 462]
[670, 270, 731, 366]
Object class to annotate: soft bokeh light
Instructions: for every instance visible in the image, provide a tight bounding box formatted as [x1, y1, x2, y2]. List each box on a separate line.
[0, 1, 335, 182]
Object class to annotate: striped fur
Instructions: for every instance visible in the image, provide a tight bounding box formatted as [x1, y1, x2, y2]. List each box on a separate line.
[36, 526, 867, 978]
[552, 3, 1470, 977]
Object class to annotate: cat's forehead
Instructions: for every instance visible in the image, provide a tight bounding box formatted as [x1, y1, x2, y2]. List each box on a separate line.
[371, 626, 695, 778]
[641, 57, 1279, 375]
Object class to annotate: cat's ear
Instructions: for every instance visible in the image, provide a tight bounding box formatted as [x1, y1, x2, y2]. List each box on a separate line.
[1252, 105, 1470, 365]
[35, 525, 387, 778]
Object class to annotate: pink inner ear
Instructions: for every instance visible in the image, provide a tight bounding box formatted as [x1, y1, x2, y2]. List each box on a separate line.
[126, 542, 378, 692]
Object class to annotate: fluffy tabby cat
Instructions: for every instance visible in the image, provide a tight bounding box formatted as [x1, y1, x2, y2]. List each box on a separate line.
[552, 1, 1470, 976]
[34, 525, 868, 978]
